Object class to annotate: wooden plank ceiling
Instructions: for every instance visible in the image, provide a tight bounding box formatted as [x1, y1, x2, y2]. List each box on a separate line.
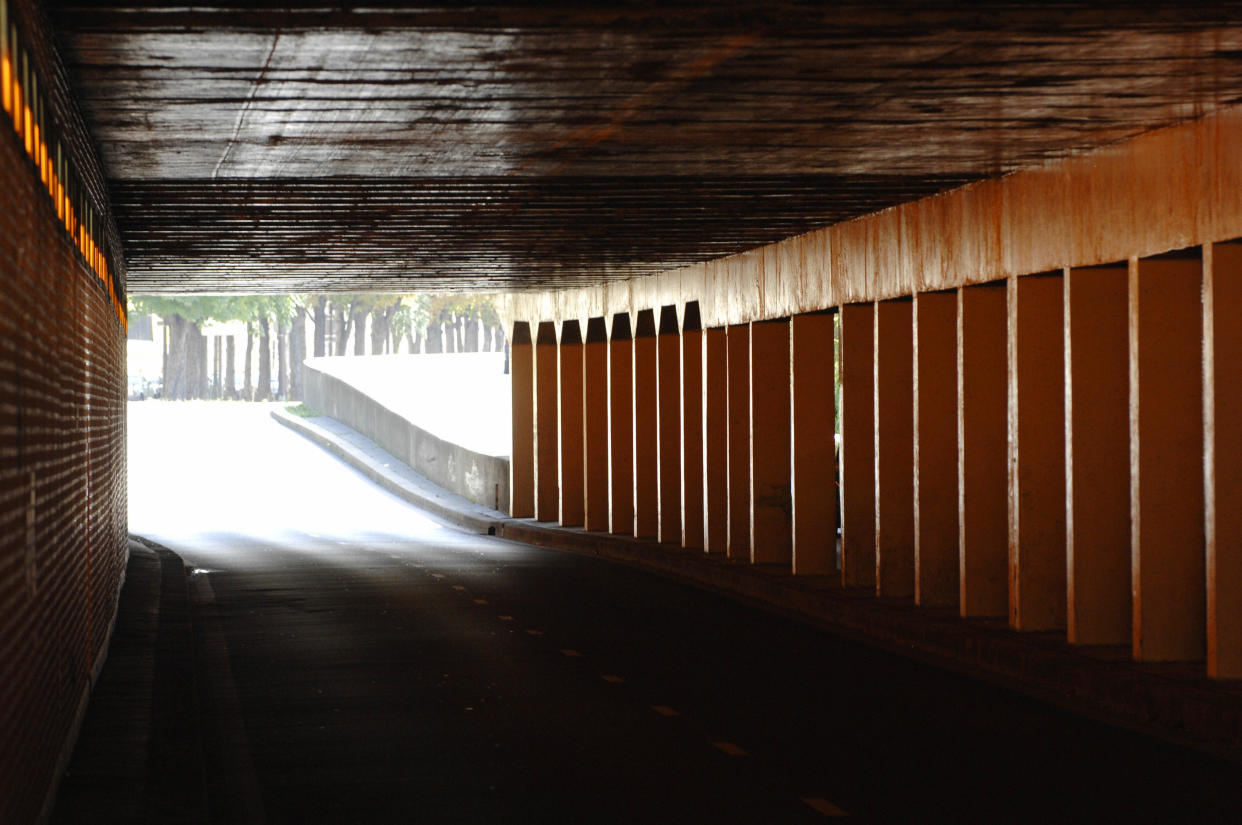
[47, 1, 1242, 293]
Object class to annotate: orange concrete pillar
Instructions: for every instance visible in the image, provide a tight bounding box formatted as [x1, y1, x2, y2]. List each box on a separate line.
[534, 321, 559, 522]
[1007, 273, 1066, 631]
[791, 311, 837, 575]
[657, 306, 681, 545]
[703, 327, 728, 554]
[583, 317, 609, 531]
[682, 304, 704, 550]
[609, 313, 634, 535]
[1130, 253, 1205, 662]
[1065, 265, 1130, 645]
[913, 291, 958, 607]
[839, 303, 875, 589]
[509, 321, 534, 518]
[749, 318, 793, 566]
[634, 309, 659, 539]
[558, 320, 584, 527]
[1206, 242, 1242, 678]
[875, 299, 914, 598]
[958, 283, 1008, 617]
[726, 323, 751, 560]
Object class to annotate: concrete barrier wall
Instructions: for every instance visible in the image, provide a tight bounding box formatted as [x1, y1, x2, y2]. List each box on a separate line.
[304, 362, 510, 514]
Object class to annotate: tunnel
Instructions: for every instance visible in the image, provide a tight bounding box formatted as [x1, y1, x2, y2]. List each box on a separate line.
[4, 0, 1242, 821]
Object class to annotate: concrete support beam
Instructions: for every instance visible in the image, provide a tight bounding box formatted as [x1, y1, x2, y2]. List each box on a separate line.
[958, 284, 1008, 617]
[840, 303, 876, 589]
[583, 318, 609, 531]
[914, 291, 959, 607]
[791, 311, 837, 575]
[1206, 242, 1242, 678]
[726, 323, 751, 560]
[1130, 253, 1205, 662]
[1007, 273, 1066, 631]
[657, 306, 681, 545]
[634, 309, 659, 539]
[749, 318, 793, 566]
[703, 327, 728, 554]
[558, 320, 584, 527]
[534, 321, 559, 522]
[510, 321, 534, 518]
[1065, 265, 1131, 645]
[682, 304, 704, 550]
[609, 313, 634, 535]
[875, 299, 915, 598]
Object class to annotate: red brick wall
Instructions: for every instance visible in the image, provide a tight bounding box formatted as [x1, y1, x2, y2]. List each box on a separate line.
[0, 5, 127, 821]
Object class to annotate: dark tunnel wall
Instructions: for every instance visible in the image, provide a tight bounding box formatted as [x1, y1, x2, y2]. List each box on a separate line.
[0, 2, 128, 821]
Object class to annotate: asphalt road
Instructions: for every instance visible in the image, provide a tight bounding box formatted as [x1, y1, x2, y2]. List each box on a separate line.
[55, 403, 1242, 823]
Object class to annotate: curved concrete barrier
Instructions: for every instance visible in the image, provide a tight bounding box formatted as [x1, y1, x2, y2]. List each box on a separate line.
[303, 362, 510, 514]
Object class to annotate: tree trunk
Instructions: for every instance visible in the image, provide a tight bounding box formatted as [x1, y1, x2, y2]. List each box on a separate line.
[163, 314, 189, 400]
[334, 302, 350, 356]
[370, 308, 386, 355]
[256, 316, 272, 401]
[225, 336, 236, 399]
[425, 320, 443, 353]
[188, 325, 208, 399]
[290, 309, 306, 401]
[277, 318, 289, 400]
[313, 296, 327, 358]
[445, 313, 456, 353]
[352, 308, 367, 356]
[465, 313, 479, 352]
[244, 325, 254, 400]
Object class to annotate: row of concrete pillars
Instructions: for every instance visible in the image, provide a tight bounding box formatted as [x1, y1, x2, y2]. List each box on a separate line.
[510, 242, 1241, 679]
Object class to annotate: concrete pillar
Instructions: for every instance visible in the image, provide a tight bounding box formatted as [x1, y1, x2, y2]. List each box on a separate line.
[726, 323, 751, 560]
[791, 311, 837, 575]
[558, 320, 584, 527]
[534, 321, 559, 522]
[609, 314, 634, 535]
[1065, 265, 1130, 645]
[1007, 273, 1066, 631]
[749, 318, 793, 566]
[509, 321, 534, 518]
[703, 327, 728, 554]
[958, 284, 1008, 617]
[1206, 242, 1242, 678]
[657, 306, 681, 545]
[634, 309, 659, 539]
[914, 291, 958, 607]
[583, 317, 609, 532]
[875, 299, 915, 598]
[840, 303, 875, 589]
[1130, 253, 1205, 662]
[682, 304, 704, 550]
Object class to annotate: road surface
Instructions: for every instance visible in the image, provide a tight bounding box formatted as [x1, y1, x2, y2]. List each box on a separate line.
[54, 402, 1242, 823]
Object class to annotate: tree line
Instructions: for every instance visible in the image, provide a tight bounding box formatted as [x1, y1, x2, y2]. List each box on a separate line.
[131, 294, 505, 402]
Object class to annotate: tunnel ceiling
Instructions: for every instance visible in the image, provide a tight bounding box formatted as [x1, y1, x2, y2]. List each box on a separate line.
[47, 2, 1242, 294]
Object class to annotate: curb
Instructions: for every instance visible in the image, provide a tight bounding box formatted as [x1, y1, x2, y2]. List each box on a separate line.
[273, 406, 1242, 760]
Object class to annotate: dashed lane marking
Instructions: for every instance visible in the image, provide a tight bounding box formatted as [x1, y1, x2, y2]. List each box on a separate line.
[601, 674, 624, 683]
[560, 649, 582, 657]
[452, 585, 467, 591]
[498, 615, 515, 622]
[525, 629, 543, 636]
[712, 741, 747, 757]
[651, 705, 679, 717]
[802, 798, 850, 817]
[473, 598, 488, 605]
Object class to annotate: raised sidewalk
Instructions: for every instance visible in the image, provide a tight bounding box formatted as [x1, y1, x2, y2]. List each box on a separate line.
[272, 406, 1242, 762]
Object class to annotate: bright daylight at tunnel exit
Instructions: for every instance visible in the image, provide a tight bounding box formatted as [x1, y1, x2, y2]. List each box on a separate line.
[5, 1, 1242, 822]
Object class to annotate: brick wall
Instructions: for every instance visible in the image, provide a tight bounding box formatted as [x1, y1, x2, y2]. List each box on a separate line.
[0, 2, 127, 822]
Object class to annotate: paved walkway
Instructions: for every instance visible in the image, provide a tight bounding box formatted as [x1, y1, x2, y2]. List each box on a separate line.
[51, 403, 1242, 823]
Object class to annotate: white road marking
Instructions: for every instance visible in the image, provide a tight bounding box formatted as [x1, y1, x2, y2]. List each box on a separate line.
[802, 797, 850, 817]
